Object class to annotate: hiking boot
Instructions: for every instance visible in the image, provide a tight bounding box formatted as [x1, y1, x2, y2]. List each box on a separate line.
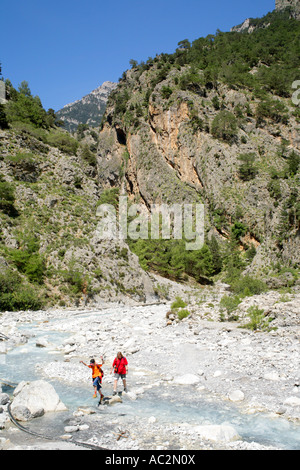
[93, 393, 97, 398]
[98, 394, 104, 405]
[124, 387, 128, 393]
[113, 391, 117, 396]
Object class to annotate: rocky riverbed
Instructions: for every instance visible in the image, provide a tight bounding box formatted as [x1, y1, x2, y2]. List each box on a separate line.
[0, 279, 299, 450]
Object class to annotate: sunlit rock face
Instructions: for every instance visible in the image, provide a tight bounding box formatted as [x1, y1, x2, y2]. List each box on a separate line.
[275, 0, 300, 19]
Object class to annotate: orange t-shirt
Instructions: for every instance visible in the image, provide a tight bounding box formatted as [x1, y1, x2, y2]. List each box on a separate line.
[89, 363, 103, 379]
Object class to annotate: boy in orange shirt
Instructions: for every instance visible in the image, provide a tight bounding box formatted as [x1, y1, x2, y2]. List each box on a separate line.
[80, 357, 104, 402]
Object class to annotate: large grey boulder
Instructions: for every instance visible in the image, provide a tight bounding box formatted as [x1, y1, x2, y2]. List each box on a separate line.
[11, 405, 33, 422]
[11, 380, 67, 420]
[0, 393, 10, 406]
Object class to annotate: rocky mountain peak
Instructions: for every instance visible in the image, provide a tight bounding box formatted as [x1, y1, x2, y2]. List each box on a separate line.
[231, 0, 300, 32]
[56, 81, 117, 133]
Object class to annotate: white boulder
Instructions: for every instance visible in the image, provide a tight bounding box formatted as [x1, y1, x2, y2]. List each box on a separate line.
[103, 395, 122, 405]
[35, 337, 51, 348]
[195, 424, 240, 442]
[173, 374, 201, 385]
[11, 380, 67, 419]
[264, 371, 280, 381]
[284, 396, 300, 407]
[228, 390, 245, 402]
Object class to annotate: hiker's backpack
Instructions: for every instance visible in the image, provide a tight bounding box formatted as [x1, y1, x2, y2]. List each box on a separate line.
[97, 364, 104, 381]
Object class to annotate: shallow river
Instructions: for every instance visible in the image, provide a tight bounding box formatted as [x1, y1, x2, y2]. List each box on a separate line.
[1, 311, 300, 450]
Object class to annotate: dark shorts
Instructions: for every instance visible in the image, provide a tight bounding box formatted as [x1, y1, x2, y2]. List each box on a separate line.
[93, 377, 102, 391]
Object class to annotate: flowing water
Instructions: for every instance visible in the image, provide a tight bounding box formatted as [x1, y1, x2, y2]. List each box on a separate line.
[1, 312, 300, 450]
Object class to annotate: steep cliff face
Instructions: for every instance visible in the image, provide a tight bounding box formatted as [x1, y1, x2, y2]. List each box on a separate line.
[96, 17, 300, 283]
[276, 0, 300, 19]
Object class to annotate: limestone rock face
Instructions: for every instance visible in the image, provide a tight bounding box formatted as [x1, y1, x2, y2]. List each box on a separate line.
[97, 63, 300, 276]
[276, 0, 300, 19]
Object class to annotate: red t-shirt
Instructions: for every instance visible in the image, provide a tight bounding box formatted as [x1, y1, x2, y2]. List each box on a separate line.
[113, 357, 128, 375]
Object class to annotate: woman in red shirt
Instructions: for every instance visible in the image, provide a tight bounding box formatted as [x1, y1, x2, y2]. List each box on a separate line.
[110, 352, 128, 395]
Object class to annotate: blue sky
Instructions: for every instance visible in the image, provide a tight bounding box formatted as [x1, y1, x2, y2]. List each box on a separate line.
[0, 0, 275, 111]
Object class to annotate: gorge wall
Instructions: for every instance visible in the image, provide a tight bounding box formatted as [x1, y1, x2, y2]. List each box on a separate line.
[95, 15, 300, 285]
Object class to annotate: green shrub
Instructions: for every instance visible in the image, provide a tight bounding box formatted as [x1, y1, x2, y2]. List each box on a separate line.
[97, 188, 120, 209]
[81, 143, 97, 167]
[238, 153, 258, 181]
[220, 294, 242, 315]
[243, 305, 269, 331]
[128, 237, 221, 283]
[177, 308, 190, 320]
[46, 132, 79, 155]
[286, 151, 300, 177]
[171, 296, 187, 309]
[189, 115, 204, 134]
[8, 235, 46, 284]
[11, 124, 79, 155]
[0, 288, 43, 311]
[62, 265, 87, 295]
[114, 90, 130, 116]
[0, 104, 9, 129]
[5, 90, 48, 128]
[76, 123, 89, 140]
[231, 221, 247, 240]
[161, 86, 173, 99]
[268, 179, 282, 199]
[0, 268, 43, 311]
[0, 176, 17, 216]
[10, 121, 48, 143]
[220, 272, 268, 321]
[211, 110, 237, 143]
[0, 268, 21, 294]
[212, 96, 220, 110]
[7, 152, 36, 164]
[230, 275, 268, 297]
[9, 249, 45, 284]
[179, 68, 203, 91]
[256, 98, 289, 125]
[170, 297, 190, 321]
[219, 276, 268, 322]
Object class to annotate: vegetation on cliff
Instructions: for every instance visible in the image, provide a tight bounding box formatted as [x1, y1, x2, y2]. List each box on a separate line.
[0, 77, 152, 311]
[98, 9, 299, 289]
[106, 9, 300, 130]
